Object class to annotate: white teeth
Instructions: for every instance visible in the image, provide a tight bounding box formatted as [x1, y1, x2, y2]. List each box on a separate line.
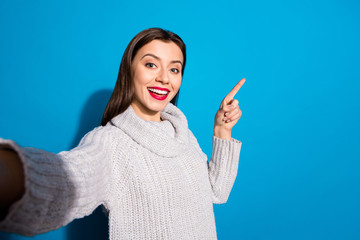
[148, 88, 169, 95]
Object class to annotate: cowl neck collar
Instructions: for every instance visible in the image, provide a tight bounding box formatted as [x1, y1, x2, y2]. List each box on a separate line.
[110, 103, 189, 157]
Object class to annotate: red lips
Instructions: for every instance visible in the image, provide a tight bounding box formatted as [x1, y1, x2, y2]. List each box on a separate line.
[147, 87, 170, 101]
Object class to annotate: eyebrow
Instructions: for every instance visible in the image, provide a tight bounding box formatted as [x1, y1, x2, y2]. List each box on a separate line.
[140, 53, 183, 66]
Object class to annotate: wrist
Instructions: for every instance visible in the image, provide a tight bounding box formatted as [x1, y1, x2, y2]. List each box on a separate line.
[214, 126, 231, 140]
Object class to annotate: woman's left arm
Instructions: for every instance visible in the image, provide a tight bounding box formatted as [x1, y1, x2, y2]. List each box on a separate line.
[209, 78, 246, 204]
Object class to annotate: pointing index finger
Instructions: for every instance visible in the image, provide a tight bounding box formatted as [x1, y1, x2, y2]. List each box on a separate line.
[225, 78, 246, 100]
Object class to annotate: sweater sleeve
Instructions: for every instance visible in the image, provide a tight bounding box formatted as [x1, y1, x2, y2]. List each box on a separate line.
[208, 135, 242, 204]
[0, 126, 113, 236]
[187, 130, 242, 204]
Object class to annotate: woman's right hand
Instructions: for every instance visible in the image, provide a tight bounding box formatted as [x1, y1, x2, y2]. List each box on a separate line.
[0, 148, 25, 219]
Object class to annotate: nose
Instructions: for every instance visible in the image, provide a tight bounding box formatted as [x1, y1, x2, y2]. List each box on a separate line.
[156, 68, 170, 84]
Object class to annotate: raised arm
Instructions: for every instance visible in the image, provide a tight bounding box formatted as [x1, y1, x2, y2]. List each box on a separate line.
[187, 79, 245, 204]
[207, 78, 245, 203]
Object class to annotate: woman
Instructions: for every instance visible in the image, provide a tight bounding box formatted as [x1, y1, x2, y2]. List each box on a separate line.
[0, 28, 245, 239]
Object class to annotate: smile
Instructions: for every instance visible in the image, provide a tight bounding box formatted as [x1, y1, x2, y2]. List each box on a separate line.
[147, 87, 170, 101]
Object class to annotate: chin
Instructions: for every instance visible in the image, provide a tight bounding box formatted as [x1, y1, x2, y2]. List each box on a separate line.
[146, 94, 174, 110]
[146, 102, 169, 113]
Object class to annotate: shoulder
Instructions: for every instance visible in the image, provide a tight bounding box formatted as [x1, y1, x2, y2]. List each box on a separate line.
[187, 128, 208, 161]
[73, 124, 129, 154]
[78, 125, 115, 145]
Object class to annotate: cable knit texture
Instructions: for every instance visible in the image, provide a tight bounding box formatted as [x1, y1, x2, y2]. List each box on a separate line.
[0, 103, 242, 239]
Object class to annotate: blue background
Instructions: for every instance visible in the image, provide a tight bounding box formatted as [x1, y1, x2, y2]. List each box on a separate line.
[1, 0, 359, 239]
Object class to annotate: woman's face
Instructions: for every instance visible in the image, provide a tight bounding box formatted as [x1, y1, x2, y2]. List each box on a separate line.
[130, 39, 183, 121]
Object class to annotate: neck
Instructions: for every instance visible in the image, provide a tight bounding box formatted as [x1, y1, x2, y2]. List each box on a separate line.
[130, 101, 162, 122]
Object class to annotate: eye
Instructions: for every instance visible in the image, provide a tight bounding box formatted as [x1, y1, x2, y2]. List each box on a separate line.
[145, 62, 157, 68]
[170, 68, 180, 74]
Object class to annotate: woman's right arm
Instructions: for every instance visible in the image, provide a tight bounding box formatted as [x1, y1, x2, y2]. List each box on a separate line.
[0, 149, 25, 220]
[0, 125, 114, 236]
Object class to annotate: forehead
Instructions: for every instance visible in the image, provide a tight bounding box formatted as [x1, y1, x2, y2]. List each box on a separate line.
[134, 40, 183, 62]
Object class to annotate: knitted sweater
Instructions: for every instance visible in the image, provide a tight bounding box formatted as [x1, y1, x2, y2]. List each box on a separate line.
[0, 103, 242, 239]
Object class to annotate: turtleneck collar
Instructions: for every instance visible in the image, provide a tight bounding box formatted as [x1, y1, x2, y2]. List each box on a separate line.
[109, 103, 189, 157]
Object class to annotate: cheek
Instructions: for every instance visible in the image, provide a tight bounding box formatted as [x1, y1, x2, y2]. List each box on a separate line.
[134, 63, 152, 79]
[133, 68, 155, 89]
[173, 77, 182, 91]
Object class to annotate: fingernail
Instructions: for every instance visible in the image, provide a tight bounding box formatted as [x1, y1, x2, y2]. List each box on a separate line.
[225, 112, 229, 116]
[226, 119, 231, 123]
[223, 117, 227, 121]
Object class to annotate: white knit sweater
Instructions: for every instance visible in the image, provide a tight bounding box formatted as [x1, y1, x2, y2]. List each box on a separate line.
[0, 103, 242, 239]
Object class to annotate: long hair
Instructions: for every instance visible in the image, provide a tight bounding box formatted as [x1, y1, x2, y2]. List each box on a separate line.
[101, 28, 186, 126]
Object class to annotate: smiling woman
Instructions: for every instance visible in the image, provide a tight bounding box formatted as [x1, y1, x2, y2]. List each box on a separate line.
[131, 40, 183, 121]
[0, 28, 245, 240]
[101, 28, 187, 126]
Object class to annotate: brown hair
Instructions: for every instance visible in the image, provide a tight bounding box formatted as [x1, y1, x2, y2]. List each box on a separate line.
[101, 28, 186, 126]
